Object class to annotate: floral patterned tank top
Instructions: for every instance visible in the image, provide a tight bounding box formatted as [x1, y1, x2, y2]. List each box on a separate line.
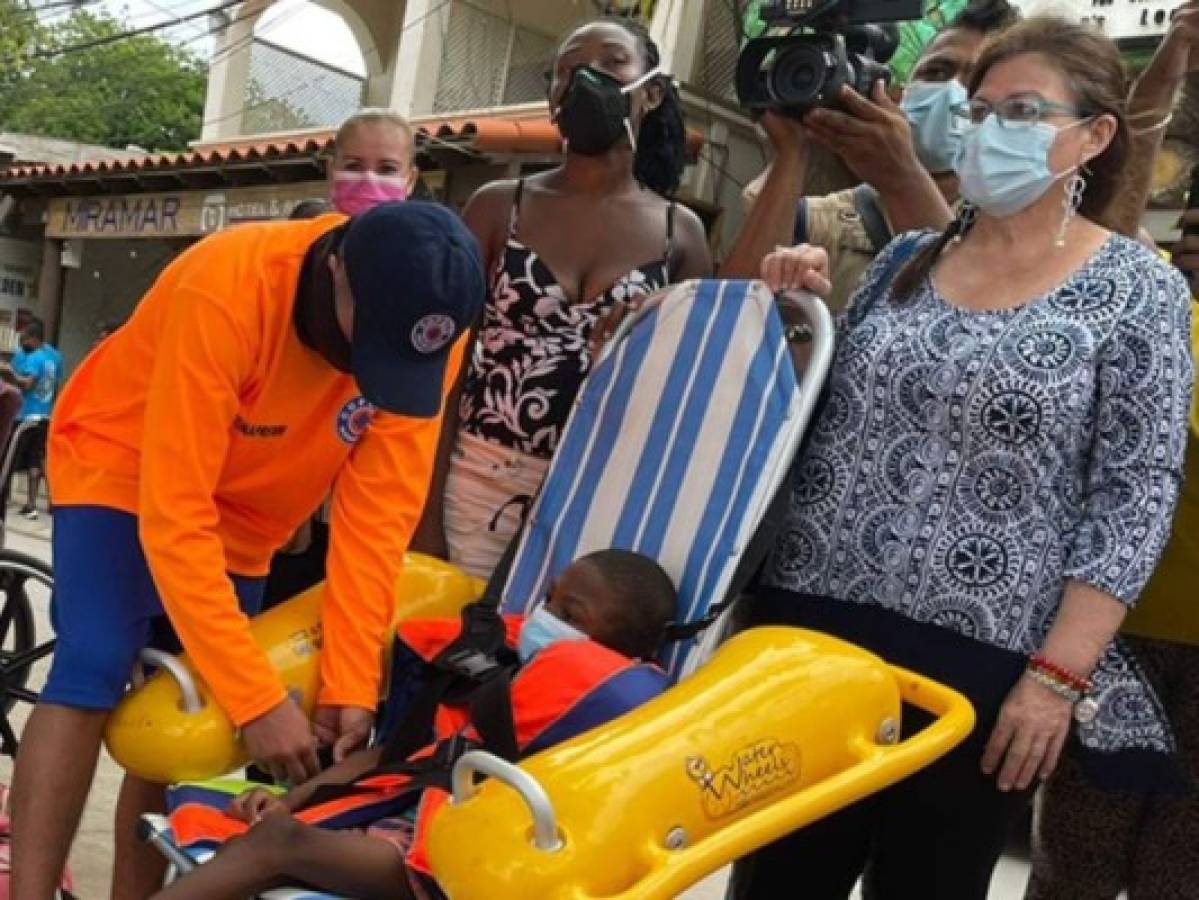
[458, 180, 676, 459]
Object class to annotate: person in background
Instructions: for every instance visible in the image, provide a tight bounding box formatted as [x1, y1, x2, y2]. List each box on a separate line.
[289, 199, 333, 220]
[736, 18, 1193, 899]
[724, 0, 1019, 311]
[93, 319, 125, 349]
[1026, 6, 1199, 897]
[412, 16, 712, 580]
[327, 109, 418, 216]
[2, 319, 63, 520]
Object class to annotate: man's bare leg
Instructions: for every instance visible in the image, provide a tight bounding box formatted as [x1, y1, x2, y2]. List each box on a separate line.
[11, 704, 107, 899]
[112, 774, 170, 900]
[151, 814, 415, 900]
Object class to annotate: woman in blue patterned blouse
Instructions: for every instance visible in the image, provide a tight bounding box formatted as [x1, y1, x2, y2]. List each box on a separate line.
[734, 18, 1195, 900]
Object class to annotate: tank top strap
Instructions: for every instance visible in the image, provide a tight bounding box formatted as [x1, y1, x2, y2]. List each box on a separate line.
[664, 200, 677, 267]
[508, 179, 525, 240]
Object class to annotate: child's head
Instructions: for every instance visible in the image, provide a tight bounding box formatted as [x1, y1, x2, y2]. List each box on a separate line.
[533, 549, 676, 661]
[328, 110, 418, 215]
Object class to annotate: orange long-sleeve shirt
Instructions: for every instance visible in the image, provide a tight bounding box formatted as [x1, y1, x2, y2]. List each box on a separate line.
[49, 215, 462, 726]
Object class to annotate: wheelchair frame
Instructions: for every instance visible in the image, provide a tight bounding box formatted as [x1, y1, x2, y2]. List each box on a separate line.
[0, 414, 57, 756]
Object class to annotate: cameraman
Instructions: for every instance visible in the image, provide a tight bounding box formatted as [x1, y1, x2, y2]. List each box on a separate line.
[724, 0, 1019, 310]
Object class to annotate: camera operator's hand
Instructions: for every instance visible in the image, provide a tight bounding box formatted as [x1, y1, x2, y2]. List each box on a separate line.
[803, 80, 922, 191]
[1144, 0, 1199, 89]
[802, 80, 952, 234]
[761, 109, 808, 156]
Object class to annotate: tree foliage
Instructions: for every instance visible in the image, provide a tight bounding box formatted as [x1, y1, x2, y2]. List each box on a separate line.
[0, 2, 206, 151]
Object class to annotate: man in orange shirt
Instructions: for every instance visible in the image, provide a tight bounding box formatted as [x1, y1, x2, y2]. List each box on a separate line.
[10, 201, 484, 899]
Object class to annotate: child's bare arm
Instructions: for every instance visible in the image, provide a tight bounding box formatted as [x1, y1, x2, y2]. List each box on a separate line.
[150, 812, 416, 900]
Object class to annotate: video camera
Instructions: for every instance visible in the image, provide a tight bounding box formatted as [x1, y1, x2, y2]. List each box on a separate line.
[735, 0, 923, 118]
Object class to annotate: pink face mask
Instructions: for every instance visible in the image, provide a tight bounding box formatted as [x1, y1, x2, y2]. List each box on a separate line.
[331, 171, 411, 215]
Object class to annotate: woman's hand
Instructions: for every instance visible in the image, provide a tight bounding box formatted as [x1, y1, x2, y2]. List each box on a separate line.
[981, 674, 1073, 792]
[589, 290, 666, 360]
[760, 244, 832, 297]
[227, 787, 289, 824]
[588, 299, 633, 361]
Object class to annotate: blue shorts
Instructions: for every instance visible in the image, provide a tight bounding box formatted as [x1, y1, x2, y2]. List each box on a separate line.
[42, 505, 264, 711]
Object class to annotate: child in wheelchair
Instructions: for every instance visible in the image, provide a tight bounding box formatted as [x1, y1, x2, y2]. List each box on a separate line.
[152, 549, 676, 900]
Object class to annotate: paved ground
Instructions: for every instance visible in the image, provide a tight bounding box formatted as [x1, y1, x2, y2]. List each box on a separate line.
[0, 504, 1037, 899]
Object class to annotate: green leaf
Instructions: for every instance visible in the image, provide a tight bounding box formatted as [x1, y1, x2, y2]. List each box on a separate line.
[0, 1, 205, 151]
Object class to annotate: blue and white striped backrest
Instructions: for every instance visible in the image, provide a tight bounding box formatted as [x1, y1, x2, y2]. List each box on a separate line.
[500, 280, 807, 678]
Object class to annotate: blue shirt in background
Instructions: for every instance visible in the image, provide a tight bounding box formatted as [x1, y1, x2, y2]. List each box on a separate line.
[13, 344, 63, 420]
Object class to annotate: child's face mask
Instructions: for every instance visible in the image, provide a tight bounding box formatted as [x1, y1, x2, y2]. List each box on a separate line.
[518, 605, 588, 663]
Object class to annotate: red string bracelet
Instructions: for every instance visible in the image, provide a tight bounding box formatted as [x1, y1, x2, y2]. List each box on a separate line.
[1029, 654, 1093, 694]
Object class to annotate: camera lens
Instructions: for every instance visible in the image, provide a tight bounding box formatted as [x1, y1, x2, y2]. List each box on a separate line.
[767, 44, 830, 108]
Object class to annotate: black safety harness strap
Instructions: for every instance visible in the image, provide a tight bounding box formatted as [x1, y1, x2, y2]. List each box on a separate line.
[376, 513, 527, 768]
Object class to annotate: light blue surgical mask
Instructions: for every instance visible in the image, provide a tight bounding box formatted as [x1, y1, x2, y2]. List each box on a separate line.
[900, 79, 968, 174]
[518, 604, 588, 663]
[953, 114, 1083, 217]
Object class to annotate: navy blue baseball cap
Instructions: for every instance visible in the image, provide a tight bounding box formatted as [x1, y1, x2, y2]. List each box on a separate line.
[341, 201, 485, 418]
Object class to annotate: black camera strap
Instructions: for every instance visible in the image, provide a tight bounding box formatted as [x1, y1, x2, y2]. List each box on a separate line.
[852, 183, 893, 255]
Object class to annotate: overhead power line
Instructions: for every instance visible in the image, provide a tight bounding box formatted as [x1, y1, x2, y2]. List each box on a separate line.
[18, 0, 242, 62]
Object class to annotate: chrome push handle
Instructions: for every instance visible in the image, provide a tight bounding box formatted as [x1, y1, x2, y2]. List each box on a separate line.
[134, 648, 204, 714]
[450, 750, 562, 852]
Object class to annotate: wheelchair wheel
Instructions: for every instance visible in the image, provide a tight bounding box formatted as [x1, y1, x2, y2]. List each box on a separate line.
[0, 548, 54, 754]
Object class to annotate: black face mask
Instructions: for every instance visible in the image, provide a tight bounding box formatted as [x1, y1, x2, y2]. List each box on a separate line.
[553, 64, 660, 156]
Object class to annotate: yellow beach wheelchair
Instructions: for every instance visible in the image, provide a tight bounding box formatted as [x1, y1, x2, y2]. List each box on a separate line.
[129, 281, 976, 898]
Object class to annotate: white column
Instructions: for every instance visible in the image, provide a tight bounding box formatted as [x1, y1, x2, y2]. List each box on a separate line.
[200, 0, 271, 142]
[651, 0, 704, 81]
[384, 0, 452, 117]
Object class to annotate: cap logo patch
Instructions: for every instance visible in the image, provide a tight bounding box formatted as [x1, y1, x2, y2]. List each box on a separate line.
[337, 396, 376, 444]
[411, 314, 456, 355]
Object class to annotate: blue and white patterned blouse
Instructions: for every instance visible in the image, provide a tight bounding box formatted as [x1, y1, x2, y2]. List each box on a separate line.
[765, 232, 1194, 757]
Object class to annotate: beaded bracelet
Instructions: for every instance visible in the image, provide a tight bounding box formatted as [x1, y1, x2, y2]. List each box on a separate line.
[1029, 654, 1093, 694]
[1024, 666, 1081, 703]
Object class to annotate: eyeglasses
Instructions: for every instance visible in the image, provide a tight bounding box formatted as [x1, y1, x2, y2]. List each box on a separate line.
[950, 97, 1086, 129]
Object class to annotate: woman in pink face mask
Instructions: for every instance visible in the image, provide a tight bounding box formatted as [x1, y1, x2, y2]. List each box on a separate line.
[328, 110, 418, 215]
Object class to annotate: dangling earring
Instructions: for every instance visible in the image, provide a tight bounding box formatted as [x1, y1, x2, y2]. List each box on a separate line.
[952, 204, 976, 243]
[1056, 172, 1086, 248]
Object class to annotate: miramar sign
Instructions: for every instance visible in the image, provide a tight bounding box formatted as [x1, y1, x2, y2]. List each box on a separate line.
[46, 182, 329, 240]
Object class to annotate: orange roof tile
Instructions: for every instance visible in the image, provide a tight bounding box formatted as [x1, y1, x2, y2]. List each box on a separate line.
[0, 111, 703, 187]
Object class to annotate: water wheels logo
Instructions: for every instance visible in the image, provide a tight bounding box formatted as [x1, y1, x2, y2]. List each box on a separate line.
[686, 738, 801, 819]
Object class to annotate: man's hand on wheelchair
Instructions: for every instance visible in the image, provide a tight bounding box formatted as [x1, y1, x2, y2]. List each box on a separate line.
[313, 704, 375, 763]
[761, 244, 831, 298]
[241, 696, 321, 785]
